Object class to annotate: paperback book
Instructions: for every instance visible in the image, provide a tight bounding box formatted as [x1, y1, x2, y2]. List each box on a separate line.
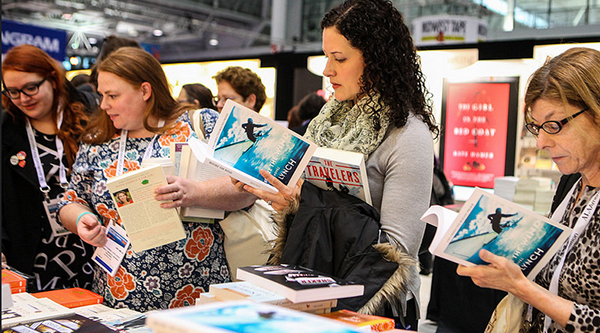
[146, 300, 365, 333]
[303, 147, 371, 204]
[2, 267, 35, 294]
[189, 99, 317, 193]
[420, 187, 572, 278]
[106, 164, 186, 252]
[207, 281, 337, 313]
[2, 295, 73, 329]
[236, 265, 363, 304]
[3, 313, 119, 332]
[31, 287, 103, 308]
[319, 309, 395, 332]
[170, 142, 225, 221]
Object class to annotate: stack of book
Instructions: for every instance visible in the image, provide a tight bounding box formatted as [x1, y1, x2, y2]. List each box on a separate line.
[2, 268, 35, 294]
[199, 281, 338, 314]
[493, 176, 519, 202]
[31, 287, 103, 308]
[513, 177, 553, 211]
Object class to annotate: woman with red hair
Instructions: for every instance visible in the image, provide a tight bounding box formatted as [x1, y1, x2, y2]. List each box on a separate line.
[2, 44, 94, 291]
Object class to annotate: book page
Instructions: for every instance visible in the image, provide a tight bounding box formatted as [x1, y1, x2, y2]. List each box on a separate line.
[107, 165, 185, 253]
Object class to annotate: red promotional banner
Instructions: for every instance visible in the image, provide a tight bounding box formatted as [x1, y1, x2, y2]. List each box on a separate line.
[441, 78, 519, 188]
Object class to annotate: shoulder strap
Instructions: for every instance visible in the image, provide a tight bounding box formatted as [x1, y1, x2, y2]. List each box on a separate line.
[190, 109, 206, 140]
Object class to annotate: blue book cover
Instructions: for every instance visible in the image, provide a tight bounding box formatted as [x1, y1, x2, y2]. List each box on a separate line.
[146, 301, 364, 333]
[423, 188, 572, 278]
[201, 100, 317, 193]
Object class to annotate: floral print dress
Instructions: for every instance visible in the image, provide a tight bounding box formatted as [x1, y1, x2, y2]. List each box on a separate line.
[59, 110, 231, 312]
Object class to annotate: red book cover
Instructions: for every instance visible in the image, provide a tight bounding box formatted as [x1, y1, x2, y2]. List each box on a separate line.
[320, 309, 395, 332]
[2, 268, 34, 292]
[32, 287, 103, 308]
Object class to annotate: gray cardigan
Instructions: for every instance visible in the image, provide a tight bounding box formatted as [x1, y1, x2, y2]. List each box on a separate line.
[366, 114, 434, 318]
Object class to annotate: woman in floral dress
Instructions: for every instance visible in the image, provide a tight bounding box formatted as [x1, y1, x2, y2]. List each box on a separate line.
[58, 47, 230, 312]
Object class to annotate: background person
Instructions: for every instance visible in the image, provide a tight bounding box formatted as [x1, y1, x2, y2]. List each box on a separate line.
[178, 83, 216, 110]
[2, 44, 94, 291]
[57, 47, 228, 312]
[212, 66, 266, 113]
[234, 0, 438, 330]
[457, 47, 600, 333]
[291, 91, 326, 135]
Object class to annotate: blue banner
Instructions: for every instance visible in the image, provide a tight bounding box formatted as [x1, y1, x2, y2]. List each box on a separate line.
[2, 20, 67, 61]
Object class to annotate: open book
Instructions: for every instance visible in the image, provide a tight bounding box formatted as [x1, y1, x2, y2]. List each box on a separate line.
[106, 164, 186, 253]
[303, 147, 371, 204]
[421, 188, 571, 278]
[189, 100, 317, 193]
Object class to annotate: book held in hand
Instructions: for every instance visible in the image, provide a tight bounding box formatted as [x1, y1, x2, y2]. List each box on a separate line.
[106, 164, 186, 253]
[236, 265, 364, 303]
[146, 300, 365, 333]
[421, 187, 572, 278]
[304, 147, 371, 204]
[189, 99, 317, 193]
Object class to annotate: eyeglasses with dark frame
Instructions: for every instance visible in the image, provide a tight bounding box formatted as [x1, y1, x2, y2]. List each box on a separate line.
[525, 107, 589, 137]
[2, 78, 47, 100]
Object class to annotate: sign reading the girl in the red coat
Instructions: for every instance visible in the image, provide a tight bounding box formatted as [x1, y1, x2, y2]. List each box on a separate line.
[441, 77, 519, 189]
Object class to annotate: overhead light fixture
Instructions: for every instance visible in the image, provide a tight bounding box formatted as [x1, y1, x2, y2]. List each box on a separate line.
[153, 29, 164, 37]
[209, 33, 219, 46]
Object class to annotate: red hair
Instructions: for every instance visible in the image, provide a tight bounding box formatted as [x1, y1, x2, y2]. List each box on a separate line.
[2, 44, 87, 165]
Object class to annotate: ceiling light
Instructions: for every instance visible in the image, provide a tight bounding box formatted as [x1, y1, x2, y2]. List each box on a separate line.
[153, 29, 164, 37]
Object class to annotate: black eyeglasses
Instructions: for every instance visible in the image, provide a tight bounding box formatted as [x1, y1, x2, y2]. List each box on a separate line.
[525, 107, 589, 137]
[2, 78, 47, 99]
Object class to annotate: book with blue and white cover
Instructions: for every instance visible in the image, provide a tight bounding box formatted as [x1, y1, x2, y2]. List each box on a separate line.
[146, 301, 364, 333]
[421, 188, 572, 278]
[190, 100, 317, 193]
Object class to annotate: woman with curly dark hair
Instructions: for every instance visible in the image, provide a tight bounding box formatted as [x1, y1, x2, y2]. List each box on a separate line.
[2, 44, 94, 291]
[235, 0, 438, 330]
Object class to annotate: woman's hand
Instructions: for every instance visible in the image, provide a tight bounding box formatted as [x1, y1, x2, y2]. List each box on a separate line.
[77, 214, 107, 247]
[154, 175, 198, 208]
[232, 169, 302, 212]
[456, 249, 529, 296]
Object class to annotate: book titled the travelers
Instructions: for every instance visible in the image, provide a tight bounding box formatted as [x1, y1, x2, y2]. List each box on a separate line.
[420, 187, 572, 278]
[106, 164, 186, 253]
[188, 99, 317, 194]
[31, 287, 103, 308]
[236, 265, 364, 304]
[170, 142, 225, 221]
[303, 147, 372, 204]
[146, 300, 366, 333]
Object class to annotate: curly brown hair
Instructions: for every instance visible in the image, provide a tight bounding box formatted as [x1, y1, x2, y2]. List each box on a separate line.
[2, 44, 88, 165]
[321, 0, 438, 137]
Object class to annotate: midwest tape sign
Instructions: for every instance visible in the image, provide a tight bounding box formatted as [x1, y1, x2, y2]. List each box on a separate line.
[412, 15, 487, 46]
[2, 19, 67, 61]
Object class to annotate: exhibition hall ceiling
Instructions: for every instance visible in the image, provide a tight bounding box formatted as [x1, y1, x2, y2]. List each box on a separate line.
[2, 0, 598, 61]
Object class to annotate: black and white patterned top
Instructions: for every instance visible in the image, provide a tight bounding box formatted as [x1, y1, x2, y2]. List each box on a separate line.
[529, 181, 600, 332]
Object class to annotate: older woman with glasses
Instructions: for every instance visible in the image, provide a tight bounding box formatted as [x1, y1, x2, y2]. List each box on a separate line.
[2, 44, 94, 291]
[458, 47, 600, 333]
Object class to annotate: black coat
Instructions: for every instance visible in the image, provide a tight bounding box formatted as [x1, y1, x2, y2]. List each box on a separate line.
[277, 182, 401, 312]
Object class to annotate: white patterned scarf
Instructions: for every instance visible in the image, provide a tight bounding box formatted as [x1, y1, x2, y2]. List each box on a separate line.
[304, 94, 391, 157]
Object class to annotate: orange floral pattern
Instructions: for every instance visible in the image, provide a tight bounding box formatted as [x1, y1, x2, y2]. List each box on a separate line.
[108, 267, 136, 300]
[62, 189, 87, 205]
[185, 226, 214, 262]
[158, 122, 192, 146]
[59, 110, 228, 312]
[169, 284, 205, 308]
